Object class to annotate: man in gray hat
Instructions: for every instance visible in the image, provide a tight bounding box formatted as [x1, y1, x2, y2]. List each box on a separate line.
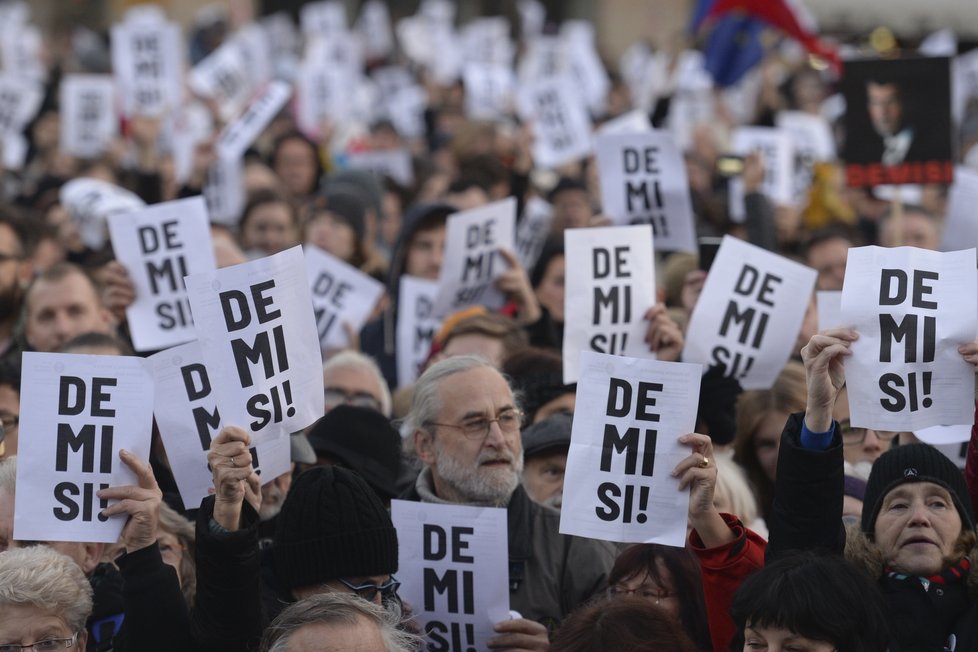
[521, 413, 572, 511]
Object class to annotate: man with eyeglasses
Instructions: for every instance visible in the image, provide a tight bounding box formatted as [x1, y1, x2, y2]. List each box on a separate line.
[322, 350, 392, 416]
[191, 428, 403, 651]
[403, 355, 616, 646]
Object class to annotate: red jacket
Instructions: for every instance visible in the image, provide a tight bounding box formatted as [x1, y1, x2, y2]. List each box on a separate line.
[689, 513, 767, 652]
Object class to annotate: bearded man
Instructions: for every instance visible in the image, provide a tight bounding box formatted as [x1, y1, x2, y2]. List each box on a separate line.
[404, 356, 615, 641]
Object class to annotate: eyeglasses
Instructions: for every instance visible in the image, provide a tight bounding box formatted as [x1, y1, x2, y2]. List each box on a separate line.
[0, 632, 80, 652]
[426, 408, 523, 440]
[0, 413, 18, 431]
[0, 252, 22, 264]
[608, 584, 677, 601]
[324, 388, 382, 412]
[839, 420, 898, 446]
[337, 576, 401, 605]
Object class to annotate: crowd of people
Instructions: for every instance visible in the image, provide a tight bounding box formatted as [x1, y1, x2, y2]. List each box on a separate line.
[1, 1, 978, 651]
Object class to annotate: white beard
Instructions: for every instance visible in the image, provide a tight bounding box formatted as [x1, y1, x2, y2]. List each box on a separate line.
[434, 441, 523, 504]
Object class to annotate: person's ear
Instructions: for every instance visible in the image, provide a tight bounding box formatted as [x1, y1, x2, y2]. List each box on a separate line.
[80, 541, 106, 575]
[414, 429, 436, 465]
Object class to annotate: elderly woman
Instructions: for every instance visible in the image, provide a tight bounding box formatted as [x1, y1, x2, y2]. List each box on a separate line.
[765, 328, 978, 649]
[0, 546, 93, 649]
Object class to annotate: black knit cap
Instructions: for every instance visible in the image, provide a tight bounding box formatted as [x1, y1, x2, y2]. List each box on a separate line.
[272, 466, 398, 591]
[861, 443, 975, 535]
[306, 405, 402, 500]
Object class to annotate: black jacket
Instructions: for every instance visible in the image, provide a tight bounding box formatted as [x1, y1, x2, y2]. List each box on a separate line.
[768, 412, 978, 651]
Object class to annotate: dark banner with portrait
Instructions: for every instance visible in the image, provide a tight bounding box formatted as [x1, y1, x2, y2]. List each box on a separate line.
[842, 57, 953, 187]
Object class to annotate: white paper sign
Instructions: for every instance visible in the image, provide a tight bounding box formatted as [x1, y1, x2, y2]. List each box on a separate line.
[597, 109, 652, 136]
[396, 276, 442, 388]
[0, 75, 43, 137]
[301, 1, 347, 38]
[595, 131, 697, 253]
[517, 76, 593, 170]
[775, 111, 836, 203]
[296, 63, 355, 134]
[391, 500, 510, 650]
[203, 156, 245, 227]
[0, 21, 46, 83]
[304, 245, 384, 351]
[216, 81, 293, 161]
[356, 0, 393, 59]
[188, 27, 269, 122]
[432, 198, 516, 318]
[728, 127, 794, 222]
[107, 197, 217, 352]
[562, 21, 609, 116]
[941, 167, 978, 253]
[463, 63, 515, 121]
[683, 236, 817, 389]
[345, 149, 414, 187]
[185, 246, 325, 444]
[60, 177, 145, 250]
[14, 352, 154, 543]
[150, 340, 292, 509]
[514, 196, 553, 271]
[840, 246, 977, 431]
[559, 351, 700, 545]
[563, 225, 657, 384]
[59, 75, 117, 158]
[816, 290, 845, 332]
[111, 18, 183, 117]
[915, 424, 972, 446]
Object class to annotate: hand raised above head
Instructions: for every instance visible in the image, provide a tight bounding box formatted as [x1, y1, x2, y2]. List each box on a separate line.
[800, 328, 858, 432]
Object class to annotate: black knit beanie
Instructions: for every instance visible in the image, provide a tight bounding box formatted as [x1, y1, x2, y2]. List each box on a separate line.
[272, 466, 398, 591]
[861, 443, 975, 535]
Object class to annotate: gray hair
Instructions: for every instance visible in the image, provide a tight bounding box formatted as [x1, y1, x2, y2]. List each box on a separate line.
[260, 592, 420, 652]
[0, 456, 15, 492]
[404, 355, 501, 435]
[323, 350, 393, 417]
[0, 545, 93, 632]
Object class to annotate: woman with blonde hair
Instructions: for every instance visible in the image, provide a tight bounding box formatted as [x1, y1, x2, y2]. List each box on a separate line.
[732, 360, 807, 522]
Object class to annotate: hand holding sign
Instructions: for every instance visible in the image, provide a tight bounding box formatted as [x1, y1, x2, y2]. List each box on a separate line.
[488, 618, 549, 651]
[493, 247, 541, 325]
[97, 449, 162, 553]
[799, 328, 858, 432]
[207, 426, 261, 531]
[673, 433, 736, 550]
[644, 304, 684, 362]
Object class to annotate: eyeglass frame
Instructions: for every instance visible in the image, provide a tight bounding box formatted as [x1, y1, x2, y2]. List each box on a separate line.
[838, 420, 899, 446]
[425, 408, 524, 440]
[0, 631, 80, 652]
[336, 575, 401, 605]
[607, 584, 677, 601]
[323, 387, 382, 411]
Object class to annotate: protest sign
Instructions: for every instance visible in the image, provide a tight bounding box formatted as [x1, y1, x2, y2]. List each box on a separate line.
[203, 156, 246, 227]
[842, 57, 953, 187]
[188, 27, 269, 122]
[0, 75, 43, 139]
[0, 19, 45, 83]
[301, 1, 347, 39]
[463, 63, 515, 121]
[432, 198, 516, 319]
[514, 196, 553, 271]
[216, 81, 293, 161]
[517, 75, 593, 170]
[344, 149, 414, 187]
[111, 16, 183, 117]
[559, 351, 700, 545]
[168, 101, 214, 186]
[150, 340, 292, 508]
[562, 225, 657, 384]
[816, 290, 845, 332]
[775, 111, 836, 203]
[728, 127, 794, 222]
[597, 109, 652, 136]
[391, 500, 509, 651]
[683, 236, 817, 389]
[107, 196, 216, 352]
[595, 131, 697, 253]
[60, 177, 145, 250]
[562, 21, 610, 116]
[840, 246, 976, 430]
[461, 17, 513, 66]
[303, 245, 384, 352]
[356, 0, 394, 60]
[296, 63, 354, 135]
[940, 167, 978, 252]
[396, 276, 442, 388]
[14, 352, 154, 543]
[185, 246, 325, 445]
[915, 424, 972, 446]
[59, 75, 117, 158]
